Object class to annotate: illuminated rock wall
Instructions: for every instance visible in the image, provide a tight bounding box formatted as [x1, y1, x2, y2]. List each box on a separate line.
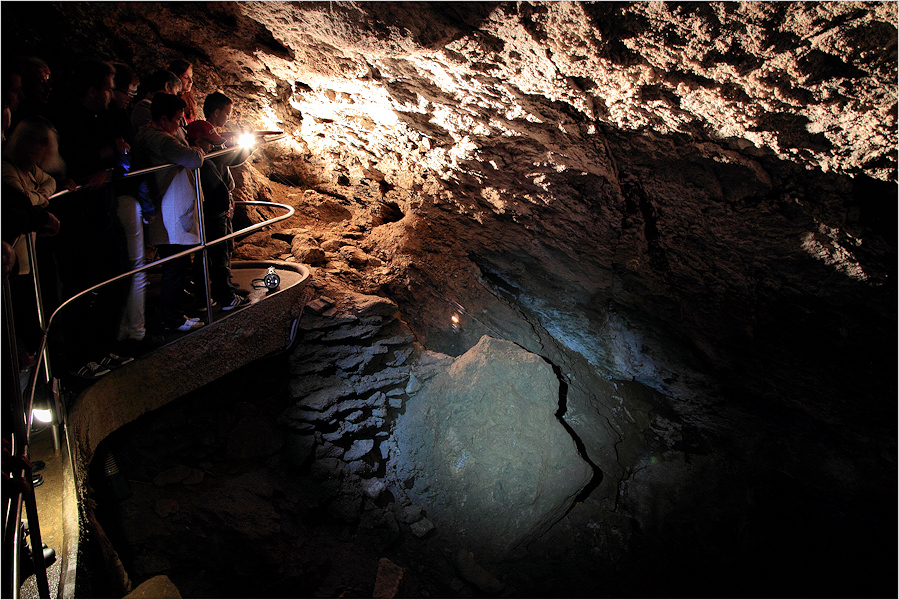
[5, 2, 895, 596]
[6, 2, 894, 414]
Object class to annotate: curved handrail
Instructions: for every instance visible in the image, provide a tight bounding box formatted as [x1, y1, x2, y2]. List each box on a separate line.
[7, 131, 292, 598]
[22, 200, 294, 434]
[24, 130, 290, 427]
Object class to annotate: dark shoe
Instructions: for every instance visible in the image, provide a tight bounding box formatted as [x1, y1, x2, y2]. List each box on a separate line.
[145, 333, 166, 346]
[31, 460, 45, 472]
[32, 473, 43, 487]
[19, 542, 56, 582]
[74, 362, 111, 379]
[196, 300, 218, 312]
[100, 353, 134, 370]
[133, 334, 165, 353]
[118, 334, 165, 357]
[220, 295, 249, 311]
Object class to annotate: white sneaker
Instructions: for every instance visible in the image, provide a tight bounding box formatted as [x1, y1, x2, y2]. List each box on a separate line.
[167, 317, 203, 332]
[220, 295, 249, 311]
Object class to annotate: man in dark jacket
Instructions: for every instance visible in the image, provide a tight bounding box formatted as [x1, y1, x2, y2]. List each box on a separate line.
[51, 59, 131, 378]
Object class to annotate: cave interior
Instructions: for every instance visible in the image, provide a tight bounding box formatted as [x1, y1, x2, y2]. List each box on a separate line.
[3, 2, 897, 598]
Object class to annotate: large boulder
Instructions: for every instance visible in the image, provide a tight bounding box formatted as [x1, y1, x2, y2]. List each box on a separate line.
[391, 336, 593, 560]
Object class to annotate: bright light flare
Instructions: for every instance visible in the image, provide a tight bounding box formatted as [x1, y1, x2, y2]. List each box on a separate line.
[451, 312, 462, 333]
[238, 132, 257, 148]
[32, 408, 53, 423]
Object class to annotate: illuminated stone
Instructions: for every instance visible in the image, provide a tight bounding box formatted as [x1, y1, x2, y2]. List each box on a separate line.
[392, 336, 593, 559]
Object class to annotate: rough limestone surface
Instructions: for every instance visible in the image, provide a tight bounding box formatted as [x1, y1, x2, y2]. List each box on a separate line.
[11, 3, 895, 598]
[392, 336, 593, 559]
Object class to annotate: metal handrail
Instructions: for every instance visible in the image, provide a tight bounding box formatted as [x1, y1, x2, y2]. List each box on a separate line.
[45, 133, 286, 200]
[3, 280, 51, 599]
[23, 198, 295, 434]
[24, 134, 292, 430]
[7, 132, 292, 598]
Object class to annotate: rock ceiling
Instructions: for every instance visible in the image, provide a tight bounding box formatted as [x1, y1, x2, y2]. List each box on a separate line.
[5, 1, 896, 427]
[232, 1, 896, 181]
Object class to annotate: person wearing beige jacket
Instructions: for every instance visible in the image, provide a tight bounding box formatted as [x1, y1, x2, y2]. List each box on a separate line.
[132, 93, 205, 332]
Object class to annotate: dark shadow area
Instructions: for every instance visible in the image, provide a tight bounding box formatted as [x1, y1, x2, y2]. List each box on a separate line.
[81, 340, 474, 598]
[547, 362, 603, 504]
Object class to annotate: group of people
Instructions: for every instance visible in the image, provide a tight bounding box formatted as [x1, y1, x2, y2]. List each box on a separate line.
[2, 55, 252, 380]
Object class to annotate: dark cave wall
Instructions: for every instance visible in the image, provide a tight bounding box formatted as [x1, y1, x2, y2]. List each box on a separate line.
[8, 3, 895, 596]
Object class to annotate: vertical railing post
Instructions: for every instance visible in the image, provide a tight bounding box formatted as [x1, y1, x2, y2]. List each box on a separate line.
[3, 494, 23, 599]
[3, 281, 51, 599]
[194, 166, 213, 322]
[24, 233, 51, 385]
[3, 281, 27, 459]
[24, 233, 59, 452]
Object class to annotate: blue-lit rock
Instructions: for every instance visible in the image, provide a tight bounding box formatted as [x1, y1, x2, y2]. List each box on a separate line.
[392, 335, 593, 560]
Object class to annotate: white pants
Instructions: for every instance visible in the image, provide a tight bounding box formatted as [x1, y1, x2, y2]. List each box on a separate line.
[116, 196, 148, 341]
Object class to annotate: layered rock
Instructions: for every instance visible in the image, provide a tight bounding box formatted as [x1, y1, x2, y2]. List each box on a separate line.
[279, 286, 416, 477]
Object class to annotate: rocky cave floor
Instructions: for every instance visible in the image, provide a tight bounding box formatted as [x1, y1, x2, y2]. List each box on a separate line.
[83, 174, 895, 599]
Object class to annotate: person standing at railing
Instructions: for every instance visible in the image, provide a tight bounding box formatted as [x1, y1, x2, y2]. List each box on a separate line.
[168, 59, 197, 126]
[1, 183, 60, 261]
[1, 116, 63, 209]
[52, 59, 133, 379]
[1, 117, 68, 368]
[6, 56, 52, 135]
[1, 67, 24, 143]
[109, 63, 140, 149]
[132, 93, 206, 332]
[130, 69, 182, 135]
[190, 91, 253, 311]
[1, 182, 60, 368]
[108, 63, 162, 355]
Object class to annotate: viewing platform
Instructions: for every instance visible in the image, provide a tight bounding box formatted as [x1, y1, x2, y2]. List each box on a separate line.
[18, 260, 309, 598]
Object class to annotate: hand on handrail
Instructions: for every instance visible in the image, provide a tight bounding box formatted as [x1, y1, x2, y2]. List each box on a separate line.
[38, 213, 61, 237]
[46, 131, 284, 201]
